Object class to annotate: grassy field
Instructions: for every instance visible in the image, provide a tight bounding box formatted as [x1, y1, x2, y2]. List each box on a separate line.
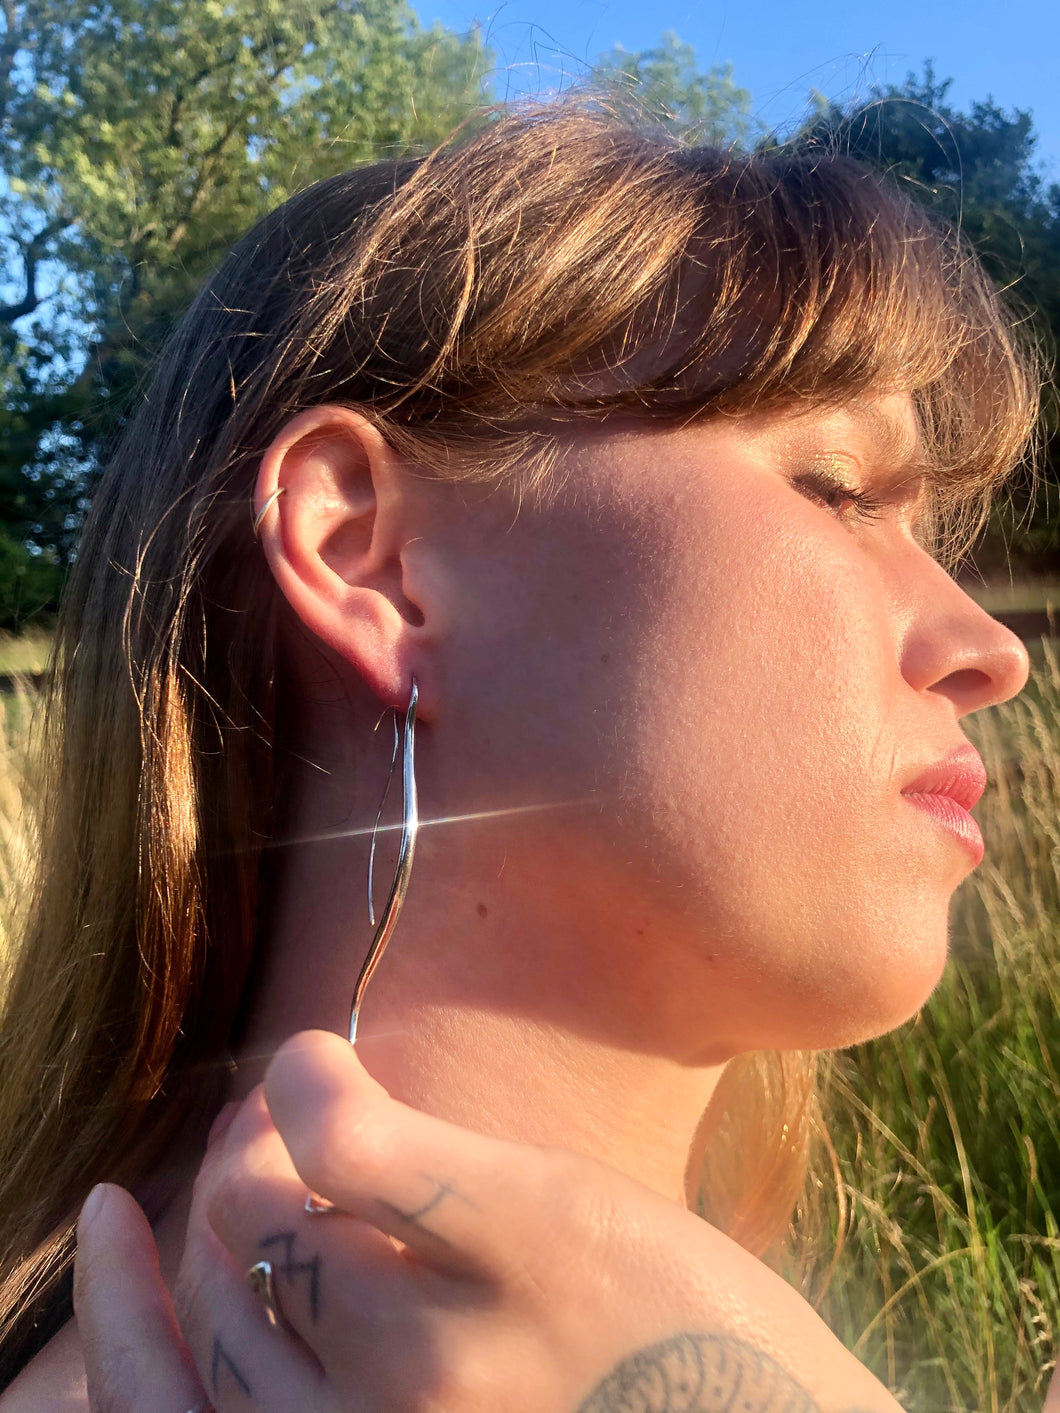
[961, 579, 1060, 618]
[0, 629, 52, 677]
[0, 632, 1057, 1409]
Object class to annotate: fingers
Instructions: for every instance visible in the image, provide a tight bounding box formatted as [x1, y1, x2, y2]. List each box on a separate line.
[264, 1030, 564, 1280]
[74, 1183, 205, 1413]
[174, 1113, 329, 1412]
[200, 1088, 427, 1382]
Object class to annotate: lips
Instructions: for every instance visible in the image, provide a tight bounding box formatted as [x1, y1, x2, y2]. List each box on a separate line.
[900, 745, 988, 811]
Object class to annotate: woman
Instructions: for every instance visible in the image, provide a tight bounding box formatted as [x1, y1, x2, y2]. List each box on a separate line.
[0, 101, 1036, 1409]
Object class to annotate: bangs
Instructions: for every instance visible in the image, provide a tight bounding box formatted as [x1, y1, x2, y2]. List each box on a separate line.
[349, 116, 1037, 566]
[554, 151, 1038, 564]
[191, 105, 1038, 564]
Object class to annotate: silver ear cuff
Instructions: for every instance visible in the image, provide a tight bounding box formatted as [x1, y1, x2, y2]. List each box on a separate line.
[252, 486, 285, 538]
[304, 678, 420, 1217]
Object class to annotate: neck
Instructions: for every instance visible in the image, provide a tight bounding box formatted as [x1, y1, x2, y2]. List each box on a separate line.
[235, 812, 727, 1208]
[148, 711, 729, 1292]
[347, 1006, 719, 1208]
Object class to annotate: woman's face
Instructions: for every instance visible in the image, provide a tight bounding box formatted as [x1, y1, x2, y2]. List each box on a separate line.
[431, 393, 1030, 1055]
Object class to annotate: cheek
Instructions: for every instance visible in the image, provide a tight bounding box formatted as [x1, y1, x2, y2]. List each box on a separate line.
[606, 510, 949, 1046]
[624, 503, 893, 817]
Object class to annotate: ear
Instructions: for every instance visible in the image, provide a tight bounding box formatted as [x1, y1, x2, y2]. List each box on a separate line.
[253, 407, 430, 711]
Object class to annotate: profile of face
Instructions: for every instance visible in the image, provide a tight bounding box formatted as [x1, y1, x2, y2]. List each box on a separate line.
[397, 392, 1030, 1059]
[262, 388, 1030, 1066]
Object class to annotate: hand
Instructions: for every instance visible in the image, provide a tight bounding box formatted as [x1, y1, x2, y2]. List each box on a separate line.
[76, 1030, 902, 1412]
[73, 1181, 208, 1413]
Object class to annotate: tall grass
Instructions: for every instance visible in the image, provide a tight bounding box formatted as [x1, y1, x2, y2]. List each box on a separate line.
[0, 628, 51, 985]
[0, 681, 42, 994]
[809, 638, 1060, 1412]
[0, 641, 1057, 1408]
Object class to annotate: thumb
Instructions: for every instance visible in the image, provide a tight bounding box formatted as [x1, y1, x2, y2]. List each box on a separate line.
[264, 1029, 557, 1278]
[74, 1183, 206, 1413]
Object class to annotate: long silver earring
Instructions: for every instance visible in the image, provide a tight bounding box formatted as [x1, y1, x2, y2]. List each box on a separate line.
[303, 679, 419, 1216]
[349, 678, 419, 1044]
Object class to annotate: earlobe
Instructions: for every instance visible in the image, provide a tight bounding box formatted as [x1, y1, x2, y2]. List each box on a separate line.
[253, 407, 428, 709]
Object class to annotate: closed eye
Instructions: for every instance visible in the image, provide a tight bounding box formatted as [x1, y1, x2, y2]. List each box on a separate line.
[790, 471, 889, 523]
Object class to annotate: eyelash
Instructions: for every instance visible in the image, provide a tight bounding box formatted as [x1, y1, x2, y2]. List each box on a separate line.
[792, 472, 889, 523]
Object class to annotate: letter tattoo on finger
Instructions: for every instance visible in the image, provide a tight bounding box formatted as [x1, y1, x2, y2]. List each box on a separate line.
[259, 1230, 322, 1322]
[378, 1174, 477, 1244]
[211, 1334, 251, 1398]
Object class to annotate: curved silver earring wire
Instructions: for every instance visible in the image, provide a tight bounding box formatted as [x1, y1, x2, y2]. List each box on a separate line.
[252, 486, 284, 539]
[367, 713, 400, 927]
[305, 679, 419, 1216]
[349, 679, 418, 1045]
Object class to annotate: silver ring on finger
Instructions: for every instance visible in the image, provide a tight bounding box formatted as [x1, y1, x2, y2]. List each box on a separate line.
[246, 1258, 291, 1335]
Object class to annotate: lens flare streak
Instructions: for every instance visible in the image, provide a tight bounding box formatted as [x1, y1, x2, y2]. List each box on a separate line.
[264, 799, 587, 851]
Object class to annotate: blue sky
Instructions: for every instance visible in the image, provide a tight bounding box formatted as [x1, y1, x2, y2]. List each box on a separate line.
[424, 0, 1060, 175]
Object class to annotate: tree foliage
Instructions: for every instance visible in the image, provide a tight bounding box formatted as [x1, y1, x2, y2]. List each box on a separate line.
[0, 0, 490, 620]
[593, 31, 752, 146]
[0, 19, 1057, 625]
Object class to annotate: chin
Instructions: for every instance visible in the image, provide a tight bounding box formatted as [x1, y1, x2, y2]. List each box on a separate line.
[768, 913, 953, 1052]
[827, 936, 951, 1049]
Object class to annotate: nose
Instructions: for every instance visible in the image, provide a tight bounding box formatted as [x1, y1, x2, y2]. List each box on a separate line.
[898, 556, 1031, 716]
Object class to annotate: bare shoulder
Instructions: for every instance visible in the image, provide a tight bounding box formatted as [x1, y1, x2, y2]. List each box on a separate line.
[0, 1319, 88, 1412]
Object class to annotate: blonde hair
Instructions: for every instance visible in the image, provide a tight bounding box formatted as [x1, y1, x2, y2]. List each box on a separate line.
[0, 100, 1038, 1376]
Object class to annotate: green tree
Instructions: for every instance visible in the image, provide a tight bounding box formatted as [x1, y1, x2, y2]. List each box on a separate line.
[593, 31, 753, 146]
[0, 0, 490, 618]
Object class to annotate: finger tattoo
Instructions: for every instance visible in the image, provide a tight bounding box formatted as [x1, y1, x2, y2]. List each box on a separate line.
[378, 1175, 478, 1238]
[260, 1230, 322, 1322]
[211, 1334, 252, 1398]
